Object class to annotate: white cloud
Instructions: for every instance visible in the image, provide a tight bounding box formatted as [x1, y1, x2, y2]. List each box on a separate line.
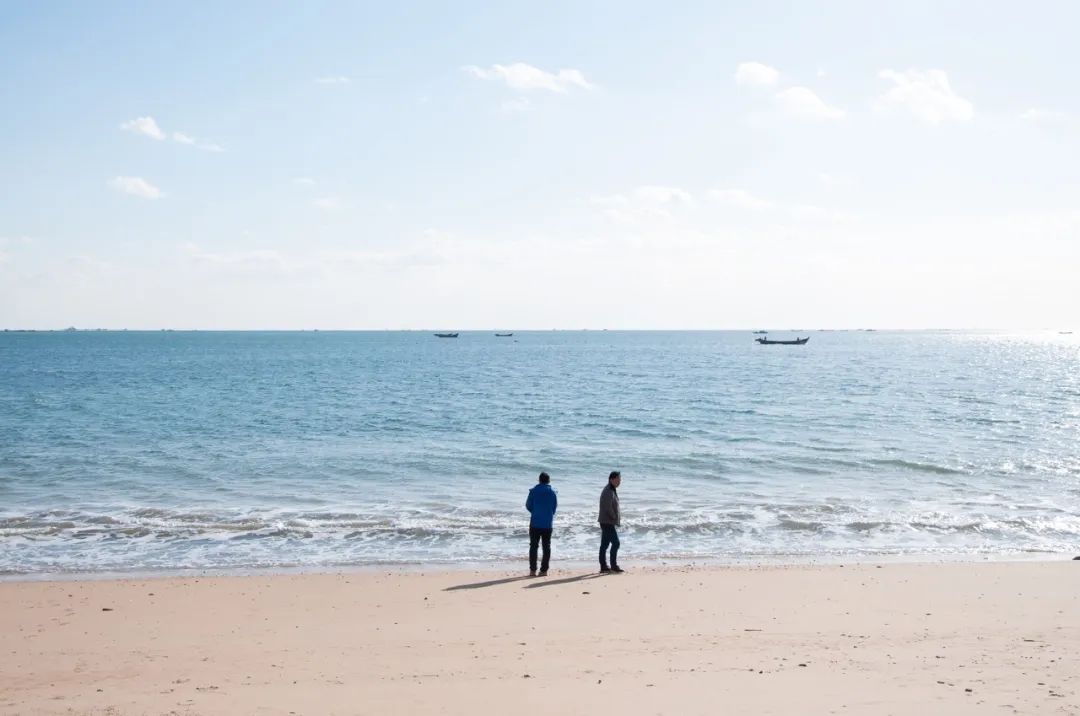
[173, 131, 224, 152]
[120, 117, 222, 151]
[65, 255, 118, 275]
[293, 177, 316, 186]
[709, 189, 854, 222]
[592, 186, 695, 223]
[734, 62, 780, 88]
[109, 176, 163, 200]
[315, 76, 350, 85]
[709, 189, 774, 211]
[773, 86, 845, 120]
[181, 237, 453, 278]
[183, 243, 303, 277]
[463, 63, 594, 92]
[875, 69, 973, 124]
[330, 247, 449, 270]
[790, 204, 855, 222]
[634, 185, 695, 206]
[312, 196, 342, 210]
[734, 64, 842, 121]
[1021, 108, 1067, 123]
[120, 116, 166, 140]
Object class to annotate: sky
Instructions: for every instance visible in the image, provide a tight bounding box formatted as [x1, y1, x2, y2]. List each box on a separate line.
[1, 0, 1078, 329]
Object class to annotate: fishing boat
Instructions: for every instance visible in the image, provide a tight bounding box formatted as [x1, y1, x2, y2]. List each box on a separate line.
[434, 332, 459, 338]
[752, 330, 768, 334]
[495, 333, 513, 337]
[755, 336, 809, 345]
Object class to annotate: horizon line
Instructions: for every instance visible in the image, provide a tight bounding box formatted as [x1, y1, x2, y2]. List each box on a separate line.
[2, 327, 1073, 333]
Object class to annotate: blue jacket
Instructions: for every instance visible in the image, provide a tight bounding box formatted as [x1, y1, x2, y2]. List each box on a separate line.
[526, 483, 558, 529]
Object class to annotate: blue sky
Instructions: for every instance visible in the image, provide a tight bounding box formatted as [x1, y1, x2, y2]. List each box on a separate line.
[1, 1, 1078, 328]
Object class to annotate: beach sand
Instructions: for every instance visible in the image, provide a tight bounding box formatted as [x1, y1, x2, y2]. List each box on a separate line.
[2, 561, 1077, 714]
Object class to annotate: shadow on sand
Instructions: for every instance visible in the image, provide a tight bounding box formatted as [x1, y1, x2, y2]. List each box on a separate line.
[443, 575, 534, 591]
[522, 572, 605, 589]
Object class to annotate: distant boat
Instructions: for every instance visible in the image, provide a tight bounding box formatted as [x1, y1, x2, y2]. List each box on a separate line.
[434, 332, 459, 338]
[752, 330, 768, 334]
[495, 333, 513, 337]
[756, 336, 809, 345]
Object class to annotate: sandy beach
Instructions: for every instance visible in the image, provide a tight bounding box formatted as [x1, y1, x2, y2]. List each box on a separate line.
[2, 561, 1077, 715]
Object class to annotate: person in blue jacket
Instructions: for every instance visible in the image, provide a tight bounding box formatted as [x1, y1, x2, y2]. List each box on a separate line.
[525, 471, 558, 576]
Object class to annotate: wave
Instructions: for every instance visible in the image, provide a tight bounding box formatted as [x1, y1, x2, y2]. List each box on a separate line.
[4, 512, 1080, 575]
[868, 458, 966, 475]
[5, 505, 1080, 544]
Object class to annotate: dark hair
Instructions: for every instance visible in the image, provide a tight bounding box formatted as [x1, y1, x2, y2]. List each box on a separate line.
[538, 472, 550, 484]
[608, 470, 621, 482]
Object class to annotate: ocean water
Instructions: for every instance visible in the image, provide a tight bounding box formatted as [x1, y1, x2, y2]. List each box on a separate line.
[1, 330, 1078, 576]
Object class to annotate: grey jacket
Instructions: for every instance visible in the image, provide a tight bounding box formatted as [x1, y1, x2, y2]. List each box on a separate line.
[598, 484, 620, 526]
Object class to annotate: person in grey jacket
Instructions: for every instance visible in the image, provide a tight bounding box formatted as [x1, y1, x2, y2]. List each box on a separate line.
[598, 470, 624, 573]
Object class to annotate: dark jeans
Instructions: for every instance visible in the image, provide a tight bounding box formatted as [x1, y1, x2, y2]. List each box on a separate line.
[599, 524, 620, 568]
[529, 527, 552, 572]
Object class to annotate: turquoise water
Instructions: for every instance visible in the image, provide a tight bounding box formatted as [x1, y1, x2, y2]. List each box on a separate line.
[1, 330, 1078, 575]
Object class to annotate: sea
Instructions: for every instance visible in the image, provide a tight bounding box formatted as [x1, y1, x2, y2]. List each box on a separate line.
[1, 330, 1078, 576]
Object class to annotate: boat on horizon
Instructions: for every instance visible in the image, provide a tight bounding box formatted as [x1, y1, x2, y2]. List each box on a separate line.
[752, 330, 768, 334]
[434, 332, 459, 338]
[495, 333, 513, 337]
[756, 336, 809, 345]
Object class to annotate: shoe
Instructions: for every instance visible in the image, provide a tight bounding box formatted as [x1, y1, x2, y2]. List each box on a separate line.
[529, 570, 537, 577]
[611, 566, 624, 573]
[538, 570, 548, 577]
[599, 566, 612, 573]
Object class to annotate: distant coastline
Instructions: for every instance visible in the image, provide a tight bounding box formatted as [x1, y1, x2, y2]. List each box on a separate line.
[3, 327, 1075, 333]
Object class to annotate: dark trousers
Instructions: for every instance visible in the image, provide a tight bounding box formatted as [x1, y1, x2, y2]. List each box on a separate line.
[529, 527, 552, 572]
[599, 524, 620, 568]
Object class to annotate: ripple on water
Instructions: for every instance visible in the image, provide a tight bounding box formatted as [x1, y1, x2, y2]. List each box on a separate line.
[1, 329, 1078, 573]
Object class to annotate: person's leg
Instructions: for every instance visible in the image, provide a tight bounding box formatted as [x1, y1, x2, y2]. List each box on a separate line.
[599, 525, 613, 569]
[609, 527, 621, 568]
[539, 528, 552, 573]
[528, 527, 540, 573]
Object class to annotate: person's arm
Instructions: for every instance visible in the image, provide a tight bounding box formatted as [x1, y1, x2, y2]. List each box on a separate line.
[552, 490, 558, 515]
[526, 490, 533, 513]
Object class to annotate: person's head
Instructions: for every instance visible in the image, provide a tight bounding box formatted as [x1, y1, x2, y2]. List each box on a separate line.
[538, 471, 550, 484]
[608, 470, 621, 488]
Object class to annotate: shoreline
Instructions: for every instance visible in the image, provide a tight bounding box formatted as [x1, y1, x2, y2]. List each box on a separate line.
[3, 561, 1077, 714]
[2, 549, 1075, 584]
